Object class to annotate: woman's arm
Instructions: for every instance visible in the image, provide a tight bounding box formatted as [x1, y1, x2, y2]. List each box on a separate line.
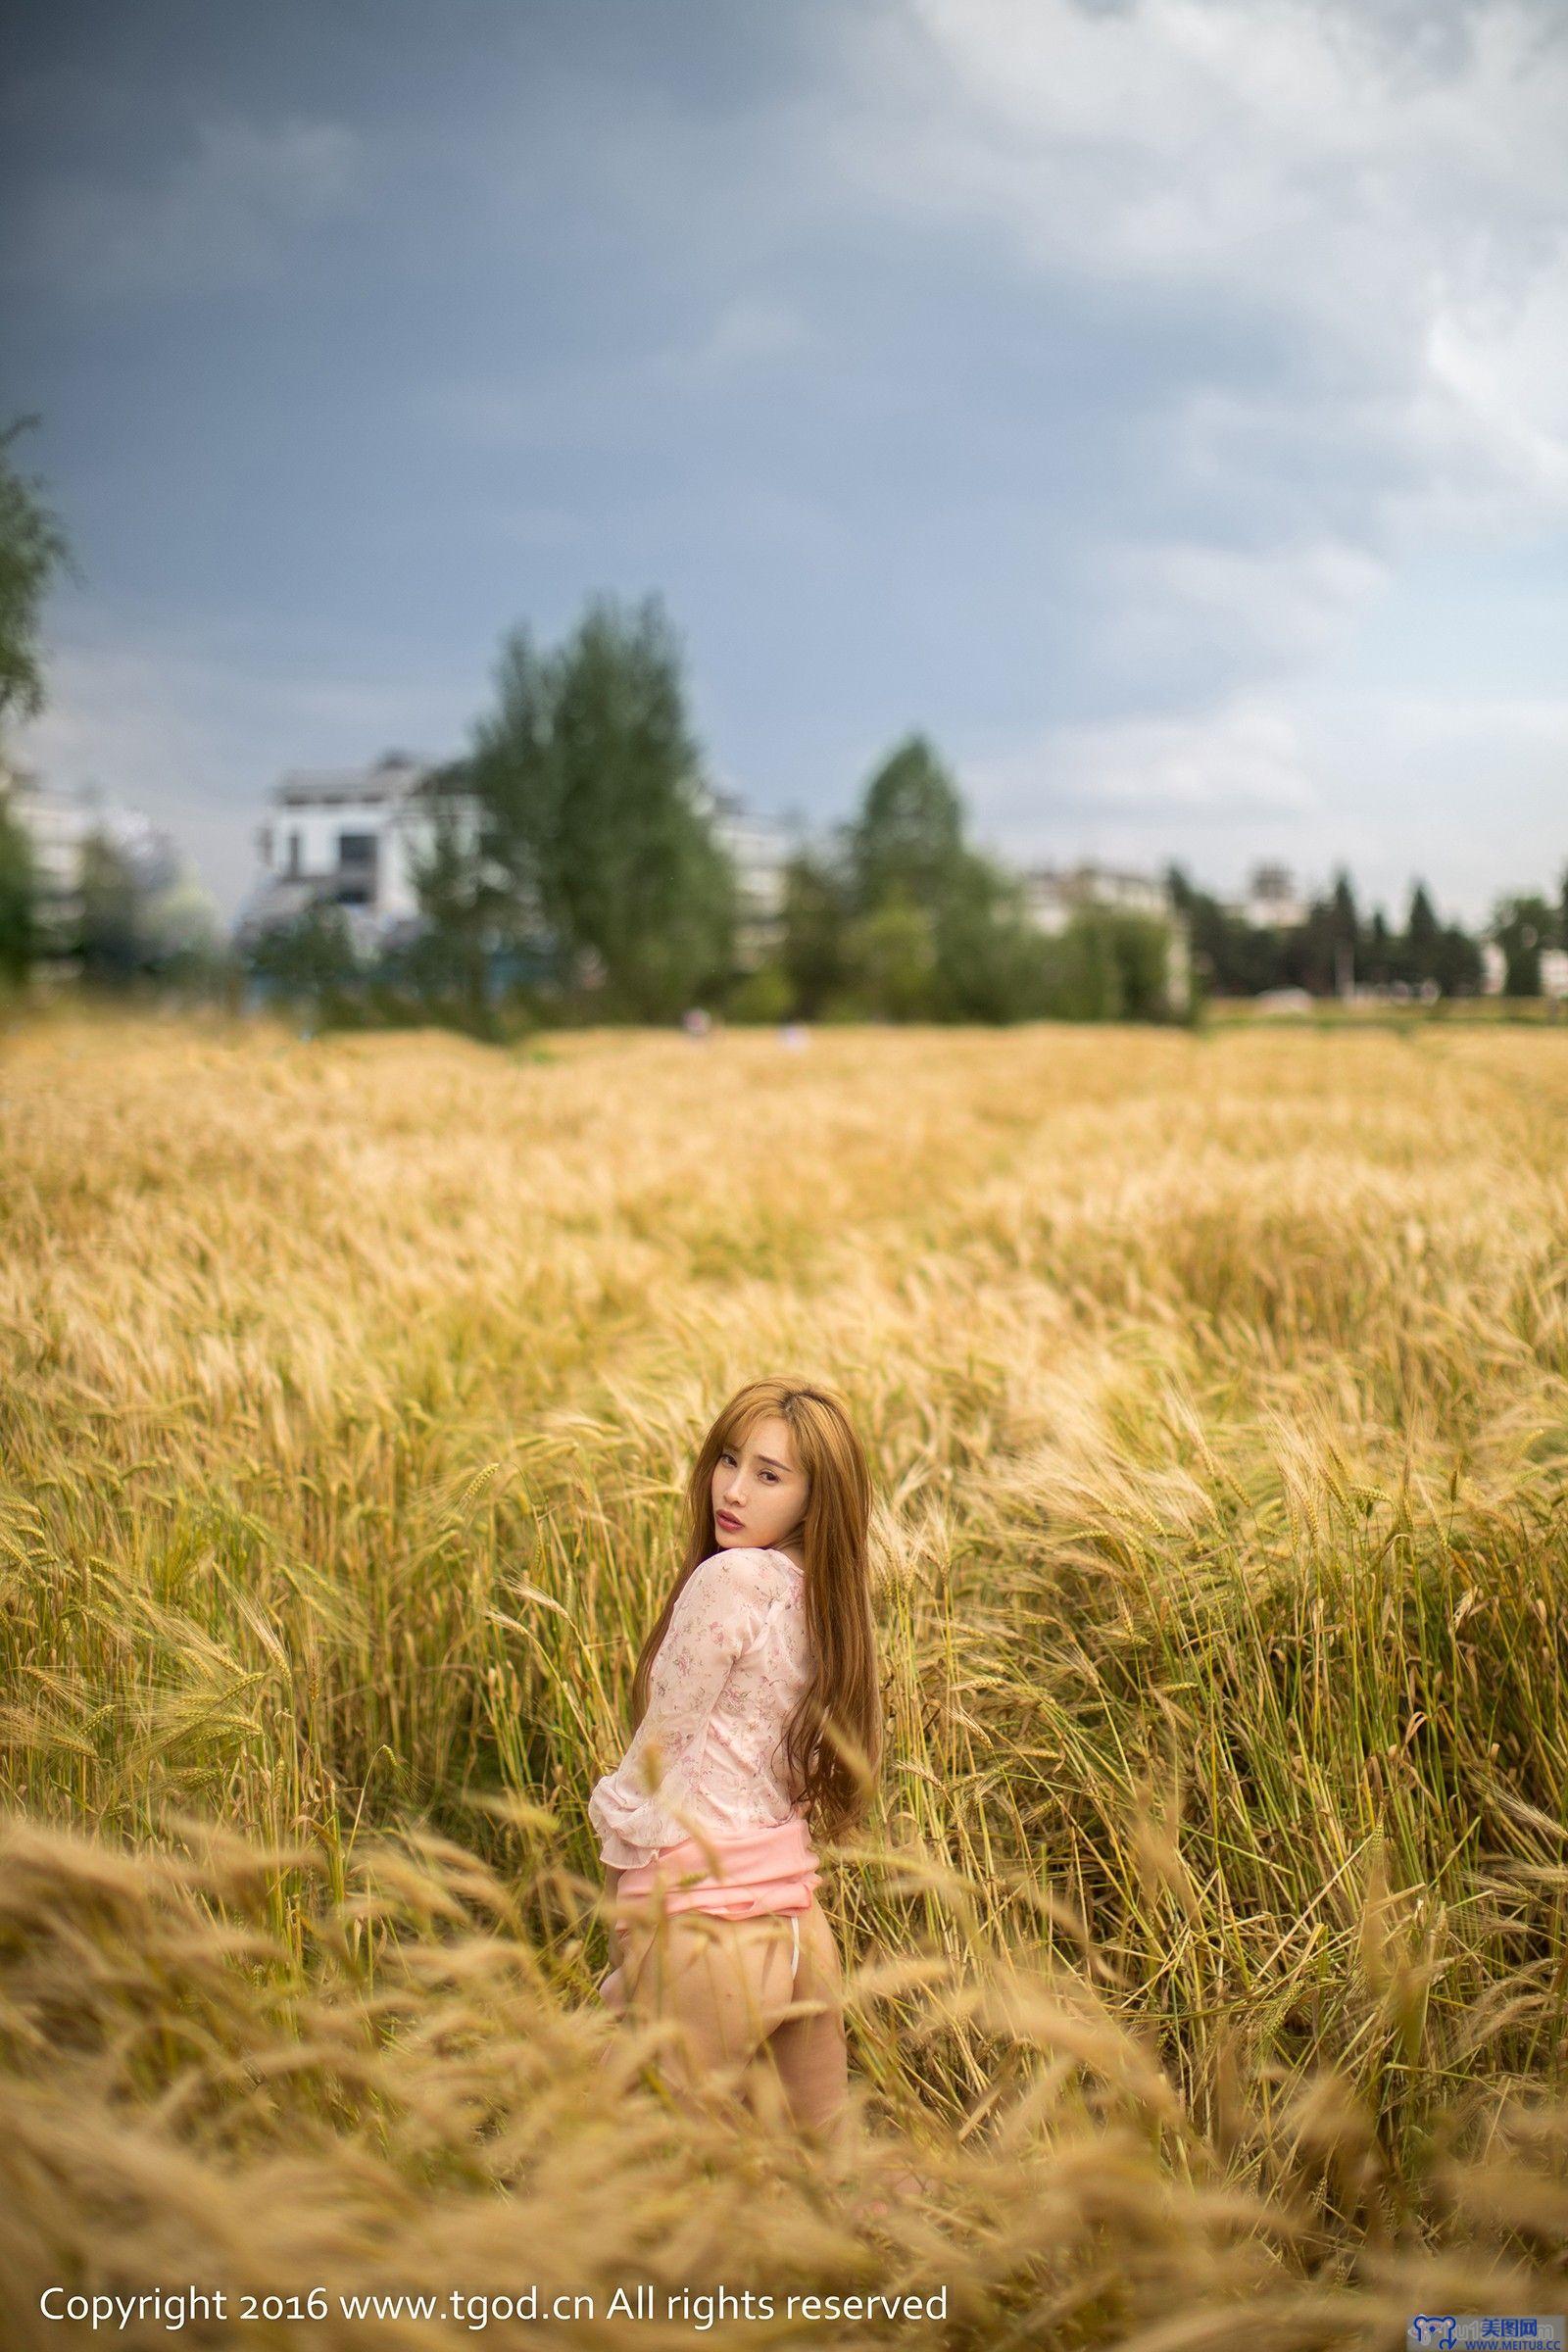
[587, 1551, 773, 1864]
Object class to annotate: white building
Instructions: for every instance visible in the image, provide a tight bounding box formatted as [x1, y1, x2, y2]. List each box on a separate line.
[1021, 862, 1171, 936]
[2, 763, 212, 965]
[1, 762, 92, 951]
[695, 779, 791, 971]
[237, 753, 490, 956]
[1020, 861, 1192, 1014]
[1234, 863, 1307, 930]
[1539, 949, 1568, 1001]
[240, 754, 786, 977]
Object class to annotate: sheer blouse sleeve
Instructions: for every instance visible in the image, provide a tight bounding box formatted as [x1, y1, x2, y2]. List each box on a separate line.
[588, 1550, 776, 1869]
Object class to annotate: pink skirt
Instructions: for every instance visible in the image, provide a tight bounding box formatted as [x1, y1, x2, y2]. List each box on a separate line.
[612, 1813, 820, 1921]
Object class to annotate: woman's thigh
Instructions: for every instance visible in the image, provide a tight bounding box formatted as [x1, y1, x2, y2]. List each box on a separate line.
[755, 1898, 848, 2142]
[616, 1908, 797, 2085]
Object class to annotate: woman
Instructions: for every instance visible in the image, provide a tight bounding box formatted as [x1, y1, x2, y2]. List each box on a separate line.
[589, 1378, 882, 2145]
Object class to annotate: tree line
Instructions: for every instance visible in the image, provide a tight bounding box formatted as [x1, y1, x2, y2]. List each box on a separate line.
[243, 595, 1180, 1034]
[0, 415, 1562, 1028]
[1169, 869, 1486, 1001]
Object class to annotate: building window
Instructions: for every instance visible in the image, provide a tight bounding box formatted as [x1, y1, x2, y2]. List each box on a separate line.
[337, 831, 378, 872]
[286, 830, 302, 877]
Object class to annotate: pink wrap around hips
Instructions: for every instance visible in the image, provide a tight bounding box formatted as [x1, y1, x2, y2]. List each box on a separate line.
[612, 1813, 820, 1922]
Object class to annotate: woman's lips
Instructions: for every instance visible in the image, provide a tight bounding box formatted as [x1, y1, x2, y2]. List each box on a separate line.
[716, 1511, 743, 1529]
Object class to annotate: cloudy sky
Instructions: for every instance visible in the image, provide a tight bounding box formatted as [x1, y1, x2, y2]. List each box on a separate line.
[5, 0, 1567, 923]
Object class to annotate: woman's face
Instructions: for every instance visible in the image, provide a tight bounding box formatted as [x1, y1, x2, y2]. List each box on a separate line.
[710, 1414, 808, 1557]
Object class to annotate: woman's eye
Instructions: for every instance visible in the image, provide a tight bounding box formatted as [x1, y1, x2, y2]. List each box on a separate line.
[718, 1450, 780, 1481]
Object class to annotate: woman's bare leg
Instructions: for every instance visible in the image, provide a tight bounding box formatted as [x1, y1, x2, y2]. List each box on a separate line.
[755, 1898, 849, 2145]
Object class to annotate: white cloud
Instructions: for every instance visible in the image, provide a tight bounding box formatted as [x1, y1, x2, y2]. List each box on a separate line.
[1090, 534, 1391, 671]
[964, 680, 1568, 921]
[820, 0, 1568, 527]
[970, 696, 1322, 829]
[668, 295, 811, 379]
[4, 115, 364, 298]
[794, 0, 1568, 881]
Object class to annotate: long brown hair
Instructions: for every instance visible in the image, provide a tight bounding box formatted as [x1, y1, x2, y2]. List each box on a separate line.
[628, 1379, 882, 1841]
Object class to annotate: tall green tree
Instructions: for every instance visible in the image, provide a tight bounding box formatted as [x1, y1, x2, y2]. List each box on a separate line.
[842, 734, 1060, 1020]
[1286, 883, 1350, 997]
[403, 760, 512, 1023]
[779, 848, 850, 1018]
[0, 786, 36, 982]
[1432, 922, 1482, 998]
[1047, 909, 1124, 1020]
[1364, 907, 1393, 988]
[0, 416, 73, 734]
[1493, 895, 1551, 998]
[243, 902, 360, 1004]
[466, 595, 734, 1020]
[77, 828, 145, 987]
[1405, 881, 1441, 987]
[1167, 863, 1286, 997]
[843, 890, 938, 1021]
[1329, 869, 1359, 997]
[929, 850, 1050, 1022]
[845, 735, 964, 917]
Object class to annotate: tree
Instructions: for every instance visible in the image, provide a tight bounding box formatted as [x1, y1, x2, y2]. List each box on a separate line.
[1405, 881, 1441, 988]
[842, 890, 938, 1020]
[0, 784, 36, 982]
[243, 902, 360, 1001]
[403, 761, 508, 1024]
[1432, 923, 1482, 998]
[466, 595, 734, 1020]
[0, 416, 74, 735]
[779, 849, 850, 1018]
[840, 734, 1061, 1021]
[1492, 895, 1551, 998]
[844, 736, 963, 917]
[1287, 888, 1344, 997]
[929, 850, 1051, 1022]
[77, 828, 146, 986]
[1329, 869, 1359, 997]
[1108, 909, 1177, 1020]
[1166, 863, 1285, 997]
[138, 865, 224, 983]
[1046, 909, 1124, 1020]
[1365, 907, 1393, 989]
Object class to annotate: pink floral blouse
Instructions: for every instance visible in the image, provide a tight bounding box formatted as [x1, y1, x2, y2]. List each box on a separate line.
[589, 1546, 813, 1870]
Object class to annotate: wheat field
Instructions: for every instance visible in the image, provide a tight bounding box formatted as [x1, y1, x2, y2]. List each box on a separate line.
[2, 1006, 1566, 2348]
